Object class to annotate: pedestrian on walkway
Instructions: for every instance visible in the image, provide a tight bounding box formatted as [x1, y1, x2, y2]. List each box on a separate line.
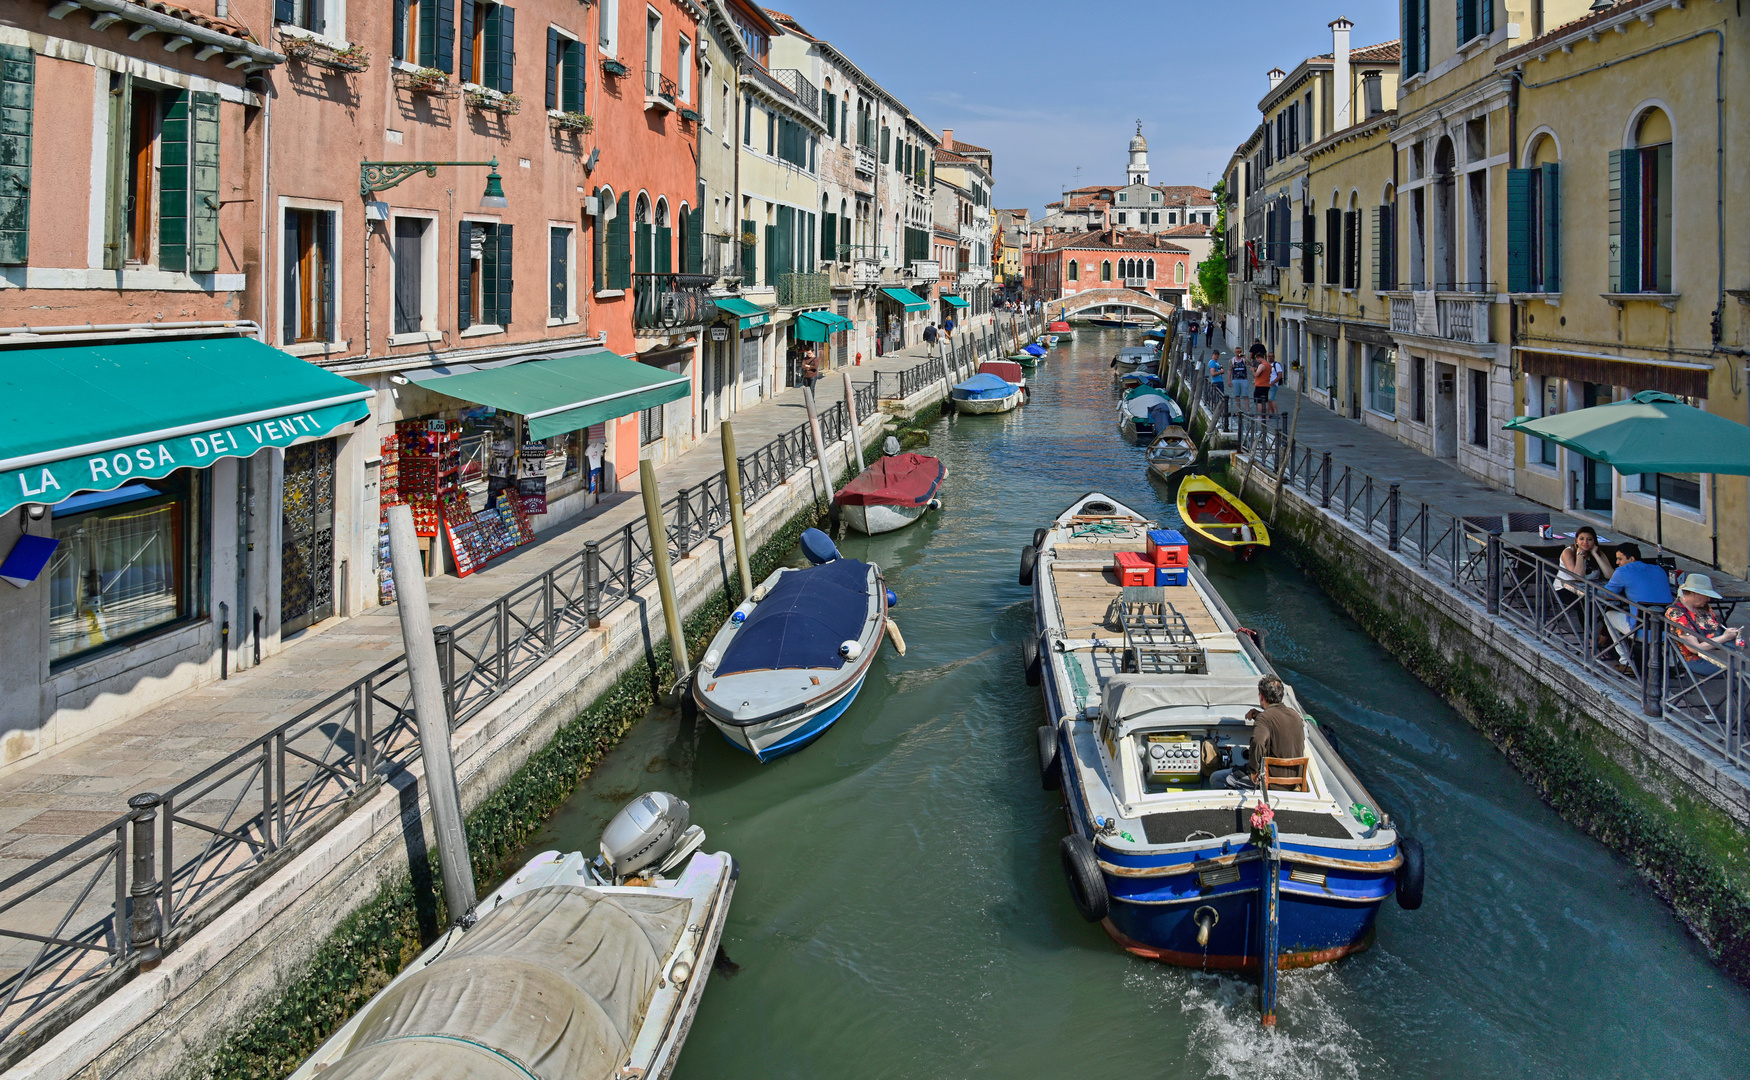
[1209, 353, 1225, 398]
[1230, 350, 1249, 412]
[801, 347, 819, 390]
[1268, 353, 1284, 419]
[1205, 319, 1215, 347]
[1251, 350, 1273, 418]
[923, 322, 938, 347]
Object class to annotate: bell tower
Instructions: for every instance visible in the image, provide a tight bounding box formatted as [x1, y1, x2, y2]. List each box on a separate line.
[1127, 120, 1149, 186]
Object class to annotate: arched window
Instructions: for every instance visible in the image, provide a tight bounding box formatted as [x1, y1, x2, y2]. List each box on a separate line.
[1511, 134, 1560, 294]
[593, 186, 616, 291]
[1101, 260, 1112, 281]
[1431, 137, 1456, 290]
[635, 193, 654, 275]
[1147, 258, 1156, 280]
[1621, 106, 1673, 292]
[1174, 260, 1185, 284]
[1066, 259, 1078, 281]
[676, 202, 690, 273]
[654, 197, 672, 274]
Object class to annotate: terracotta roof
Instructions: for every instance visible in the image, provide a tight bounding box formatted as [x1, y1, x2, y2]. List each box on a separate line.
[948, 138, 990, 154]
[1162, 223, 1212, 238]
[1039, 230, 1190, 254]
[935, 148, 976, 164]
[1306, 40, 1401, 65]
[760, 8, 815, 41]
[1498, 0, 1655, 65]
[143, 0, 256, 41]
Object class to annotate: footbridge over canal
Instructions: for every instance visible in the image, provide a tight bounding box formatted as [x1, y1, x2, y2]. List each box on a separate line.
[1051, 288, 1179, 324]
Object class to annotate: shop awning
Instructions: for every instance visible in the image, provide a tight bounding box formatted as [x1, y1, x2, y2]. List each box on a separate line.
[409, 350, 690, 441]
[0, 337, 373, 515]
[880, 288, 929, 313]
[794, 311, 852, 342]
[715, 296, 771, 330]
[941, 295, 969, 309]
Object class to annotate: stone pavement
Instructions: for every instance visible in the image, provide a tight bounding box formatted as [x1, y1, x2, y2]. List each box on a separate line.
[0, 325, 1018, 872]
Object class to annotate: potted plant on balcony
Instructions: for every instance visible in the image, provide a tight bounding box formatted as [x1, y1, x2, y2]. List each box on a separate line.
[395, 66, 456, 95]
[281, 34, 371, 73]
[466, 87, 521, 114]
[550, 111, 593, 132]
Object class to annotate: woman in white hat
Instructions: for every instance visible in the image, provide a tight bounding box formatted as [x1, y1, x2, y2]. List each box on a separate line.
[1664, 573, 1744, 674]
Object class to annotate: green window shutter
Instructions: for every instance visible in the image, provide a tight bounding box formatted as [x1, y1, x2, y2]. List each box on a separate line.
[740, 218, 756, 280]
[763, 224, 776, 286]
[318, 211, 336, 338]
[775, 205, 793, 277]
[610, 191, 630, 288]
[482, 4, 500, 90]
[431, 0, 454, 72]
[822, 212, 835, 260]
[158, 91, 189, 273]
[685, 207, 702, 273]
[497, 6, 515, 93]
[395, 0, 408, 63]
[1343, 209, 1358, 289]
[460, 0, 475, 83]
[1505, 167, 1531, 293]
[1609, 147, 1638, 293]
[880, 126, 889, 164]
[546, 28, 559, 111]
[634, 222, 651, 274]
[591, 188, 605, 291]
[1541, 162, 1561, 293]
[103, 74, 132, 269]
[480, 222, 498, 325]
[495, 223, 512, 327]
[0, 44, 35, 266]
[1301, 213, 1314, 284]
[190, 92, 219, 272]
[562, 40, 583, 113]
[458, 219, 473, 329]
[655, 225, 671, 274]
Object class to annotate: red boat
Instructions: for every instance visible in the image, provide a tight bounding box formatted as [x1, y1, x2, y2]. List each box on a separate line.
[834, 452, 946, 535]
[1048, 320, 1072, 333]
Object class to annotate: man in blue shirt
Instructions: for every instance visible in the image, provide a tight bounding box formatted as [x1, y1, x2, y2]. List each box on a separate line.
[1603, 542, 1674, 672]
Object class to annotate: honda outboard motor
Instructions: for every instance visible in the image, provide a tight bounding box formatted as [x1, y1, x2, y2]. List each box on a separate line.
[599, 792, 692, 880]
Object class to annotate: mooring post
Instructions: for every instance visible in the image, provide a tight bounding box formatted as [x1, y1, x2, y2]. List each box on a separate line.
[1642, 613, 1665, 718]
[800, 385, 836, 506]
[386, 504, 477, 924]
[1320, 452, 1333, 507]
[127, 792, 163, 964]
[583, 539, 602, 627]
[1259, 819, 1281, 1026]
[720, 422, 754, 600]
[841, 370, 866, 473]
[1387, 483, 1401, 551]
[638, 459, 692, 688]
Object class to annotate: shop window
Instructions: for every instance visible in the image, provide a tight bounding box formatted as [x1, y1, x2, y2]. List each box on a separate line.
[459, 219, 513, 330]
[550, 225, 573, 321]
[639, 403, 663, 445]
[1610, 110, 1674, 293]
[1369, 347, 1397, 416]
[284, 207, 336, 344]
[48, 471, 204, 666]
[393, 216, 434, 336]
[1638, 472, 1701, 511]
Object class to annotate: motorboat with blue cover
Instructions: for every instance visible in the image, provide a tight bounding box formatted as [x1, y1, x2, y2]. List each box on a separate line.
[288, 792, 735, 1080]
[1017, 493, 1420, 998]
[1118, 391, 1181, 443]
[951, 372, 1024, 415]
[693, 535, 888, 760]
[1118, 371, 1162, 391]
[1110, 346, 1158, 381]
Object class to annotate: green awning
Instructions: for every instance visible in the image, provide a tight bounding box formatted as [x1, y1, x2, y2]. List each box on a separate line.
[794, 311, 852, 342]
[941, 295, 969, 309]
[715, 296, 771, 330]
[0, 337, 373, 515]
[881, 288, 929, 313]
[410, 350, 690, 441]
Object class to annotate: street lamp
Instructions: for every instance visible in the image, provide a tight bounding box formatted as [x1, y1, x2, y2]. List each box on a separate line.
[359, 157, 509, 207]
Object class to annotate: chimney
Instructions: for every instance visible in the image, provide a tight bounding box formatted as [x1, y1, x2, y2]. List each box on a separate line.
[1267, 67, 1285, 90]
[941, 128, 953, 151]
[1330, 17, 1354, 133]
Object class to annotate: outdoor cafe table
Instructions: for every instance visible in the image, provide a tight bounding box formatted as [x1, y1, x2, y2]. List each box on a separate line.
[1500, 532, 1750, 621]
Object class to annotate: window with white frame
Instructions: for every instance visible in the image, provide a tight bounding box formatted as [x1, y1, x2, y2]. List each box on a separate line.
[677, 34, 691, 100]
[645, 8, 661, 96]
[275, 0, 336, 37]
[550, 224, 575, 322]
[391, 214, 436, 338]
[598, 0, 618, 54]
[460, 218, 512, 330]
[283, 206, 337, 344]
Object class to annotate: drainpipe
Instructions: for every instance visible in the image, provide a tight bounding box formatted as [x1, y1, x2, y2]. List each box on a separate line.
[256, 74, 274, 345]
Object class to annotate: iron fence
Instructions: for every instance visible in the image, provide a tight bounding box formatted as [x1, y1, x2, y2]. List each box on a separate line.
[0, 387, 877, 1065]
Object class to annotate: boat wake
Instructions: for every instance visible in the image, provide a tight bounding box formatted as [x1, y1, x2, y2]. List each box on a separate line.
[881, 644, 1003, 695]
[1128, 967, 1373, 1080]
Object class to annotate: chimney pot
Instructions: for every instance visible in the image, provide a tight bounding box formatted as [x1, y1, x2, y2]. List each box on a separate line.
[1267, 67, 1286, 90]
[941, 128, 953, 150]
[1331, 18, 1353, 133]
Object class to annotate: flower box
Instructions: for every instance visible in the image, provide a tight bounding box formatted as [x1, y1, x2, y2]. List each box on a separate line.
[395, 66, 456, 96]
[600, 58, 629, 77]
[678, 107, 702, 123]
[282, 34, 370, 73]
[549, 111, 594, 132]
[466, 88, 521, 115]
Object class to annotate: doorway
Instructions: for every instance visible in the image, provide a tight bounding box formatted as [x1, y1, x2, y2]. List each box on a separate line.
[1433, 362, 1458, 457]
[1346, 343, 1362, 419]
[280, 438, 336, 635]
[1582, 383, 1615, 511]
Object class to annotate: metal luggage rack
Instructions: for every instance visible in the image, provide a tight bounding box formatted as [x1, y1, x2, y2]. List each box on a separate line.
[1109, 588, 1207, 674]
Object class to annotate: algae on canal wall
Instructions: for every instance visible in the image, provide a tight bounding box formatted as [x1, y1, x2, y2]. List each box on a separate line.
[1223, 462, 1750, 988]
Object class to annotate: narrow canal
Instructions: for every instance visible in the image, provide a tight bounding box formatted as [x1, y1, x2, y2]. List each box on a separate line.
[522, 331, 1750, 1079]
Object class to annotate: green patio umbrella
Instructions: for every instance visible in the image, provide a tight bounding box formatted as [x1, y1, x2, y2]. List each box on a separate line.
[1503, 390, 1750, 549]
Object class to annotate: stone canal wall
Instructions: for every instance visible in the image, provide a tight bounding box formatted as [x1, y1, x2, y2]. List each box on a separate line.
[1223, 456, 1750, 986]
[12, 401, 924, 1080]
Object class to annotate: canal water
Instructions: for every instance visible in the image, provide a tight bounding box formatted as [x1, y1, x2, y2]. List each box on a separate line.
[521, 331, 1750, 1079]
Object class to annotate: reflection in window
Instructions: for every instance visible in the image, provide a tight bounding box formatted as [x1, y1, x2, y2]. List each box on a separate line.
[1369, 347, 1397, 417]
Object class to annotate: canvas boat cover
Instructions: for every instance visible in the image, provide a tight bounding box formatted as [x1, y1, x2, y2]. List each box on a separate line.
[1148, 403, 1180, 431]
[715, 559, 873, 677]
[1022, 343, 1047, 356]
[835, 453, 944, 507]
[320, 886, 689, 1080]
[1102, 674, 1304, 724]
[978, 360, 1024, 384]
[1123, 393, 1170, 418]
[952, 373, 1018, 401]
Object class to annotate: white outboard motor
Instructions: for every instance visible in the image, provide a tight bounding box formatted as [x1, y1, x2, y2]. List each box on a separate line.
[598, 792, 704, 882]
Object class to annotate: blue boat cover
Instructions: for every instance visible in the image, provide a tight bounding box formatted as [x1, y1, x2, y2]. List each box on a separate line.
[952, 373, 1018, 401]
[715, 559, 872, 676]
[1023, 343, 1047, 356]
[1148, 403, 1179, 430]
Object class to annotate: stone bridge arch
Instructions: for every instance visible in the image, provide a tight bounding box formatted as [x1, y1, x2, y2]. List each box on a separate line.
[1052, 288, 1179, 323]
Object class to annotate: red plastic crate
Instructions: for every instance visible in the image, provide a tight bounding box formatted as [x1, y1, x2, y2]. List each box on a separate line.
[1113, 551, 1153, 586]
[1147, 529, 1190, 567]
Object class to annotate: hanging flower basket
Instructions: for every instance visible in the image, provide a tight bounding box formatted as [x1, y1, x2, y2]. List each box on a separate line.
[466, 88, 521, 115]
[395, 66, 457, 96]
[601, 58, 629, 77]
[549, 111, 594, 133]
[678, 107, 702, 123]
[281, 34, 370, 73]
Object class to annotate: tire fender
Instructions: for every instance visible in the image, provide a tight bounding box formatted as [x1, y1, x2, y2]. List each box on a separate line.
[1037, 725, 1061, 790]
[1060, 834, 1109, 922]
[1033, 527, 1050, 549]
[1022, 635, 1043, 686]
[1018, 545, 1037, 586]
[1395, 835, 1425, 911]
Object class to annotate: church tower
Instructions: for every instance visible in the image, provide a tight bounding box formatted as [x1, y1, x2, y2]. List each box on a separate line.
[1127, 120, 1149, 186]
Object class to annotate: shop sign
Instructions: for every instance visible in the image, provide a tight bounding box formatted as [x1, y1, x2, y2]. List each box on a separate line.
[710, 327, 729, 341]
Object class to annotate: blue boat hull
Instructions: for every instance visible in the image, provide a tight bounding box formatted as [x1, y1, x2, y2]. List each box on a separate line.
[712, 670, 870, 762]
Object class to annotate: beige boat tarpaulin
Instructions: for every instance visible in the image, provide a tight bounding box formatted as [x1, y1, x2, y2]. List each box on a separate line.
[321, 885, 689, 1080]
[1102, 674, 1304, 722]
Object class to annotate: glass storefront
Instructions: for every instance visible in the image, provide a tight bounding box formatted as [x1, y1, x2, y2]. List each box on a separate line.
[1369, 347, 1397, 417]
[48, 470, 205, 664]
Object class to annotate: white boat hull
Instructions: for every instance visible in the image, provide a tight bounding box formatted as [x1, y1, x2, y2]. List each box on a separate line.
[953, 392, 1023, 414]
[840, 500, 931, 535]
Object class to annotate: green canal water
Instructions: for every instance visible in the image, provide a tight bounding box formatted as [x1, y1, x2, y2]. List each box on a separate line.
[521, 331, 1750, 1079]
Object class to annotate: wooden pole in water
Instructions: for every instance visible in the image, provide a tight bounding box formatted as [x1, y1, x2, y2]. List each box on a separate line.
[385, 504, 476, 924]
[1259, 820, 1281, 1026]
[801, 384, 836, 506]
[638, 458, 691, 684]
[720, 421, 753, 599]
[841, 370, 866, 472]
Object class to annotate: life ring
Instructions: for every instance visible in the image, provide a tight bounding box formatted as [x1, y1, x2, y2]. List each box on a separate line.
[1060, 834, 1109, 921]
[1022, 635, 1042, 686]
[1395, 835, 1425, 910]
[1037, 725, 1061, 790]
[1018, 544, 1037, 586]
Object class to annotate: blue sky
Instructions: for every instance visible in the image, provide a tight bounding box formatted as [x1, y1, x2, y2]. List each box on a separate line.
[778, 0, 1403, 214]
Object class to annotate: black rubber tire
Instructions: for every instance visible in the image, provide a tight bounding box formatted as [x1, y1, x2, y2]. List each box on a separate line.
[1023, 636, 1042, 686]
[1395, 835, 1426, 911]
[1018, 545, 1037, 586]
[1060, 834, 1109, 922]
[1033, 527, 1050, 549]
[1037, 725, 1061, 790]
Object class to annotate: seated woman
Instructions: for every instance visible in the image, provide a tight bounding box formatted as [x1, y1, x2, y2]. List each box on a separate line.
[1553, 525, 1612, 597]
[1665, 573, 1744, 676]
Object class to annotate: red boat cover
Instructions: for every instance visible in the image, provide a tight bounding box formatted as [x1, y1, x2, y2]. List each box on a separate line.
[834, 453, 945, 507]
[1048, 321, 1071, 332]
[978, 360, 1024, 384]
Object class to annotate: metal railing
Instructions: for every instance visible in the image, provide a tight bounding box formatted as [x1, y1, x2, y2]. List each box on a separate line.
[0, 385, 882, 1065]
[632, 273, 718, 329]
[644, 69, 677, 107]
[768, 68, 818, 112]
[777, 272, 829, 309]
[1231, 415, 1749, 771]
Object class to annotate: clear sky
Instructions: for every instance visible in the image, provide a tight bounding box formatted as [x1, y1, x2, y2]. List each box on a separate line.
[777, 0, 1403, 214]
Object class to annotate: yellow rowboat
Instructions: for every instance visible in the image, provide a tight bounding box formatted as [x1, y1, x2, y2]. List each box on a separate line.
[1176, 474, 1270, 561]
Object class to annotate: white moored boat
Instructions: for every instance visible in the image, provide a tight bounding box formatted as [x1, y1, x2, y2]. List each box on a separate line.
[835, 451, 945, 535]
[951, 372, 1024, 414]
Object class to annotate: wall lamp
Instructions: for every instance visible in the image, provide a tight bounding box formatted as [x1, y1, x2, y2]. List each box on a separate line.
[359, 158, 509, 207]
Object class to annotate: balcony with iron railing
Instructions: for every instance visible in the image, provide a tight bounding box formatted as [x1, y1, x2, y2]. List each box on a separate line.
[702, 235, 743, 282]
[644, 69, 677, 111]
[632, 273, 718, 329]
[768, 68, 818, 113]
[777, 272, 830, 309]
[855, 143, 877, 176]
[909, 259, 940, 282]
[1388, 285, 1495, 345]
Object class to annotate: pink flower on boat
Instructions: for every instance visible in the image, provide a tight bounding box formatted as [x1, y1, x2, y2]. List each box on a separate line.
[1250, 803, 1275, 831]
